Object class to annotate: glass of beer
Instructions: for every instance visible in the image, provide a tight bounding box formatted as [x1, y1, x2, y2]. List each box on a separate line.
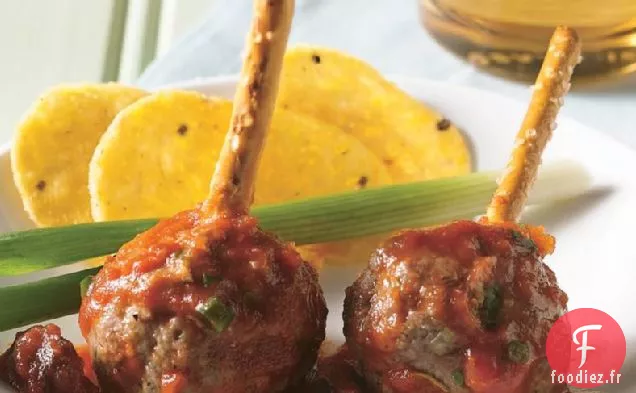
[419, 0, 636, 84]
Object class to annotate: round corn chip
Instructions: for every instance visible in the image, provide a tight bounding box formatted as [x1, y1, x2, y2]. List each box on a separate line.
[297, 234, 388, 268]
[278, 46, 473, 265]
[89, 90, 391, 222]
[11, 83, 147, 227]
[279, 45, 472, 183]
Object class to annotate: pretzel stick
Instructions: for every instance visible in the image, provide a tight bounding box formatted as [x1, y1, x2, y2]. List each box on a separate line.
[204, 0, 294, 216]
[486, 26, 581, 223]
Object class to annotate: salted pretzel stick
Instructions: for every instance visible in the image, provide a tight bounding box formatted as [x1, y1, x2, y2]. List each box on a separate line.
[486, 26, 581, 223]
[205, 0, 294, 216]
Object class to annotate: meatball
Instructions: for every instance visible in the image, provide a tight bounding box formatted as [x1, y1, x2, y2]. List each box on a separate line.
[0, 324, 98, 393]
[343, 220, 568, 393]
[79, 210, 327, 393]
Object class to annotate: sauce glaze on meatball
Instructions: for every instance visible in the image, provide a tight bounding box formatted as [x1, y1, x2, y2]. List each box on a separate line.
[344, 220, 567, 393]
[0, 324, 98, 393]
[79, 210, 327, 393]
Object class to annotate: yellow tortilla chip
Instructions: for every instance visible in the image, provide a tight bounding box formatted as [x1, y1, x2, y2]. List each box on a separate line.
[298, 234, 388, 268]
[11, 83, 147, 227]
[89, 90, 391, 221]
[278, 46, 473, 265]
[279, 45, 472, 182]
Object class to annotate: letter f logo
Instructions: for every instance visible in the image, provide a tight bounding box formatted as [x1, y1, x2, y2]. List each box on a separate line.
[572, 324, 602, 368]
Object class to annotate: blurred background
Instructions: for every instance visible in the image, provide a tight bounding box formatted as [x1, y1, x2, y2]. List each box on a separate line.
[1, 0, 635, 148]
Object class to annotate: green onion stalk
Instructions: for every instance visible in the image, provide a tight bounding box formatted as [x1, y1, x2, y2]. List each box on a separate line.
[0, 161, 589, 331]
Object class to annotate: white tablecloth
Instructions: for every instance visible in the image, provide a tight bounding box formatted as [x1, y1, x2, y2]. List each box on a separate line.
[139, 0, 636, 148]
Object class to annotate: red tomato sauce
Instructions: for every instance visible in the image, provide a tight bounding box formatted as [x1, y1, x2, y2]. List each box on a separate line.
[346, 220, 566, 393]
[74, 344, 97, 385]
[0, 325, 98, 393]
[161, 373, 188, 393]
[79, 207, 308, 390]
[79, 209, 301, 337]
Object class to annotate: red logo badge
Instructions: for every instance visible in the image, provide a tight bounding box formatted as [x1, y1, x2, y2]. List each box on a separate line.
[546, 308, 626, 388]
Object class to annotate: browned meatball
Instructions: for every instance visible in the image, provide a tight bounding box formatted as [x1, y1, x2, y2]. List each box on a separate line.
[343, 220, 568, 393]
[79, 211, 327, 393]
[0, 324, 98, 393]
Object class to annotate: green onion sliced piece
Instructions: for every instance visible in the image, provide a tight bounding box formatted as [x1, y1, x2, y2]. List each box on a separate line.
[0, 161, 589, 277]
[451, 369, 464, 386]
[201, 273, 220, 287]
[0, 267, 100, 331]
[195, 297, 234, 333]
[480, 282, 503, 330]
[511, 230, 538, 253]
[508, 340, 530, 363]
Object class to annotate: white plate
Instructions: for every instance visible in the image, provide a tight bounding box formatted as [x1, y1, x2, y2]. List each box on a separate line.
[1, 77, 635, 392]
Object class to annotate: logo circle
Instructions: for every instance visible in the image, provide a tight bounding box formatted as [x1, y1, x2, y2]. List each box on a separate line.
[546, 308, 626, 388]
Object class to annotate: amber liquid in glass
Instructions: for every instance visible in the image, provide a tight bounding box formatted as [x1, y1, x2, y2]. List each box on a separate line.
[420, 0, 636, 84]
